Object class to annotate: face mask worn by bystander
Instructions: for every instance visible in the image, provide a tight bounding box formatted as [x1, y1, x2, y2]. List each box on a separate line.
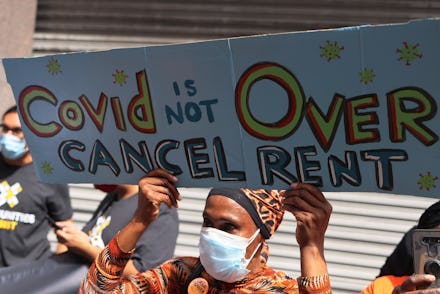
[0, 133, 28, 160]
[199, 227, 261, 283]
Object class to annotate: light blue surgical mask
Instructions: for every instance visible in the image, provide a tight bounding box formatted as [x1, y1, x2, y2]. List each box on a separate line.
[0, 133, 28, 160]
[199, 227, 261, 283]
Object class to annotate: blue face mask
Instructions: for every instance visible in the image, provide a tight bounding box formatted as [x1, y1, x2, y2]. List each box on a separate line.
[199, 227, 261, 283]
[0, 133, 28, 160]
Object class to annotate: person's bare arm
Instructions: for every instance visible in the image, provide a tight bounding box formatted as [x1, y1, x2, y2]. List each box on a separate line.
[57, 221, 150, 276]
[282, 183, 332, 278]
[122, 260, 139, 277]
[54, 218, 73, 254]
[56, 244, 68, 254]
[115, 169, 181, 255]
[55, 220, 102, 261]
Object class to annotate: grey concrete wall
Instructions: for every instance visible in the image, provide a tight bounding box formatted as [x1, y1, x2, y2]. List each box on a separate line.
[0, 0, 37, 116]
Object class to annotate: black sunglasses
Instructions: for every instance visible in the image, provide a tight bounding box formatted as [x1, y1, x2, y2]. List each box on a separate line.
[0, 124, 23, 136]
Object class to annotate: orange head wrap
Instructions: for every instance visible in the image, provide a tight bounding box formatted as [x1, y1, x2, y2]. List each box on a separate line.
[207, 188, 285, 239]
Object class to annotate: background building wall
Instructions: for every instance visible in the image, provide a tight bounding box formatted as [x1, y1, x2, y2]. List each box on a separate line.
[0, 0, 37, 115]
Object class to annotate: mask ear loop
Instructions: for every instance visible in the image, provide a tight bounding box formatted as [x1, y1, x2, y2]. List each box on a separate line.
[24, 141, 29, 153]
[241, 229, 262, 265]
[19, 137, 29, 154]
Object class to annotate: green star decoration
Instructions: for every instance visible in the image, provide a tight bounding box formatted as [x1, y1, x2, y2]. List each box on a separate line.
[397, 41, 422, 66]
[112, 69, 128, 86]
[41, 161, 54, 175]
[320, 40, 344, 62]
[418, 172, 438, 191]
[47, 58, 62, 75]
[360, 68, 375, 84]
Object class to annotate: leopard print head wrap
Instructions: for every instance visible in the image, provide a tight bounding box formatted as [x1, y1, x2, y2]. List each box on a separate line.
[207, 188, 285, 239]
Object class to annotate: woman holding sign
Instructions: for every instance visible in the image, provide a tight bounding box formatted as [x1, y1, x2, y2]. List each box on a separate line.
[79, 169, 332, 293]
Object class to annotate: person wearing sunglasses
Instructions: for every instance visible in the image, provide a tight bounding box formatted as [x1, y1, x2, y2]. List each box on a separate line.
[0, 105, 73, 267]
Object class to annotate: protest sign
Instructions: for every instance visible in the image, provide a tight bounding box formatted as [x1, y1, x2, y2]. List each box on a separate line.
[3, 18, 439, 197]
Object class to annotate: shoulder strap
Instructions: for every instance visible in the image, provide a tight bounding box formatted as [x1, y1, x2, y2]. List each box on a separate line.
[183, 261, 205, 294]
[90, 192, 116, 219]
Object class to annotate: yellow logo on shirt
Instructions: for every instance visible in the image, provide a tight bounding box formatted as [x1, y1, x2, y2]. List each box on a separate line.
[0, 180, 36, 231]
[88, 215, 111, 248]
[0, 181, 22, 208]
[0, 219, 18, 230]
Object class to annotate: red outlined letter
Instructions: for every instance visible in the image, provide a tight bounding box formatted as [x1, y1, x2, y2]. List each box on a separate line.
[235, 62, 305, 140]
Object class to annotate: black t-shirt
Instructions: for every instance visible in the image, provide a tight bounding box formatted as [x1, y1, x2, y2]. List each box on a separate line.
[0, 157, 73, 267]
[82, 192, 179, 271]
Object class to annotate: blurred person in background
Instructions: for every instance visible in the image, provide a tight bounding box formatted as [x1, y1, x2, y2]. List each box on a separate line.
[0, 105, 73, 267]
[0, 182, 179, 294]
[361, 200, 440, 293]
[56, 183, 179, 276]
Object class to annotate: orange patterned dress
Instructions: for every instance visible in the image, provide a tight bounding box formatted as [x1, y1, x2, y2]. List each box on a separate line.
[79, 237, 332, 293]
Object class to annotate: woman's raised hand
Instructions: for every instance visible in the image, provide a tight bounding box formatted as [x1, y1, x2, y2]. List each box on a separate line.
[282, 183, 332, 249]
[134, 169, 181, 224]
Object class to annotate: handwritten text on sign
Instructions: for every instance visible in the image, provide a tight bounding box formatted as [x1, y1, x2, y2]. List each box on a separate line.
[3, 18, 440, 197]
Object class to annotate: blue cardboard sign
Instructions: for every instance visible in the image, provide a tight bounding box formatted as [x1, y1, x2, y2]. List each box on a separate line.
[3, 18, 440, 197]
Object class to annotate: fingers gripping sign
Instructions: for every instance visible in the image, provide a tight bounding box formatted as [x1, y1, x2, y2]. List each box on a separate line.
[281, 183, 332, 249]
[136, 169, 182, 224]
[113, 169, 181, 255]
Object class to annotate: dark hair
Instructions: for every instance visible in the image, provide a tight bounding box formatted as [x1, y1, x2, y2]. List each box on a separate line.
[418, 201, 440, 229]
[378, 201, 440, 277]
[2, 105, 17, 120]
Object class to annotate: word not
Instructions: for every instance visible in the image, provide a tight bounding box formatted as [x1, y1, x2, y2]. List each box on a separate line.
[165, 99, 219, 125]
[167, 79, 219, 124]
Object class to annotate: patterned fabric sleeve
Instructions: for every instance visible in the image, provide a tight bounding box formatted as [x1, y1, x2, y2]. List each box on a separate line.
[79, 236, 196, 294]
[79, 235, 332, 293]
[79, 236, 135, 293]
